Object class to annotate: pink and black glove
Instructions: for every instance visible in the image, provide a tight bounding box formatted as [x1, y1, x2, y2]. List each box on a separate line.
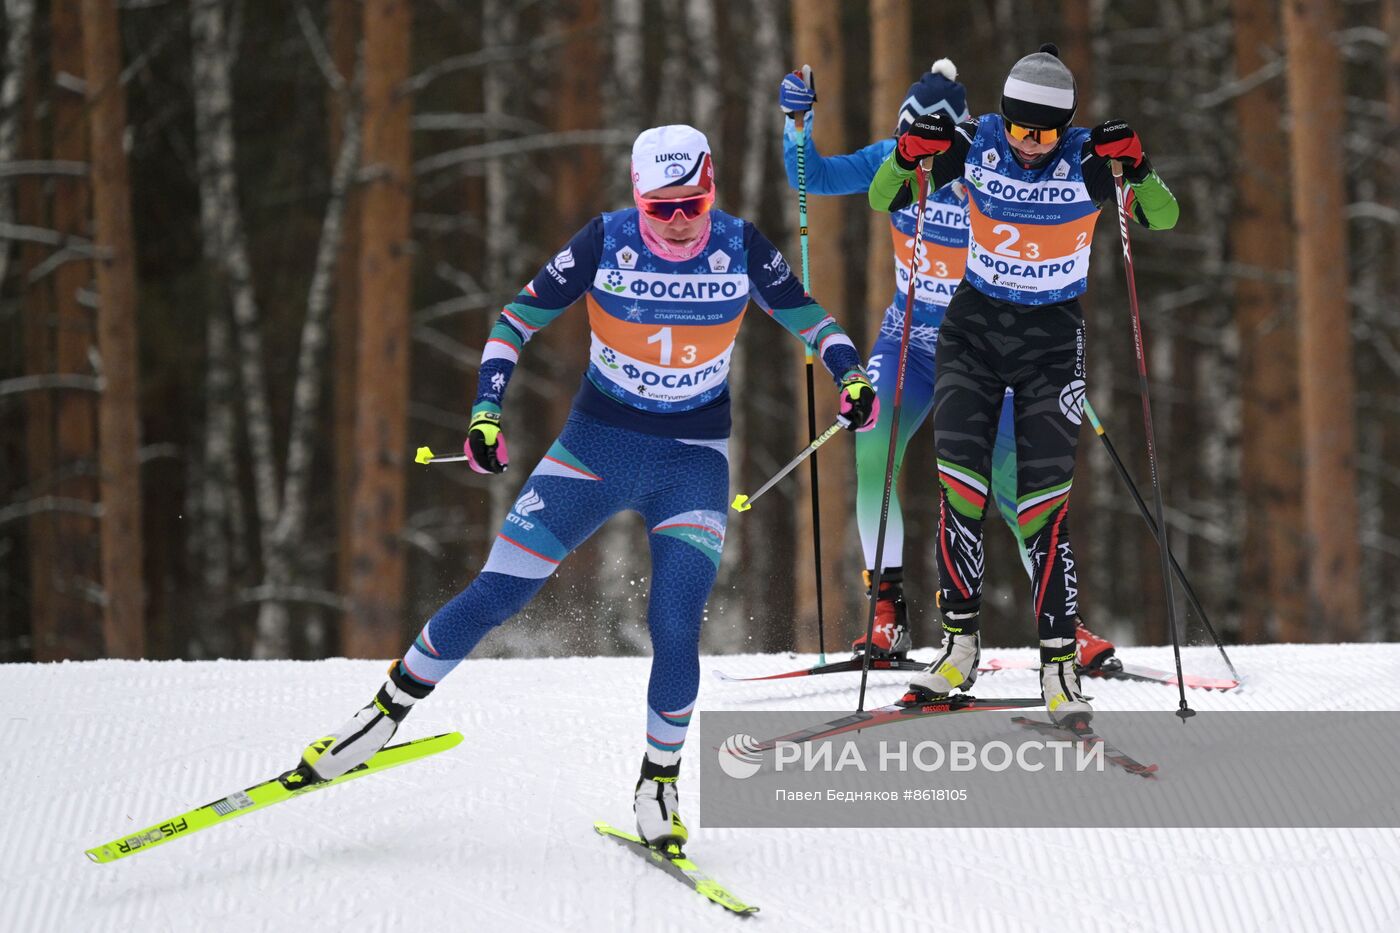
[837, 374, 880, 432]
[1091, 119, 1151, 181]
[894, 113, 954, 169]
[465, 410, 509, 474]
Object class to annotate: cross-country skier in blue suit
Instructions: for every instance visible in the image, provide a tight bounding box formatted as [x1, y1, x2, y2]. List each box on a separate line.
[296, 125, 877, 850]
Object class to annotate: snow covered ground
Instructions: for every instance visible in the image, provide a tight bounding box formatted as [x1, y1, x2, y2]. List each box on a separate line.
[6, 643, 1400, 932]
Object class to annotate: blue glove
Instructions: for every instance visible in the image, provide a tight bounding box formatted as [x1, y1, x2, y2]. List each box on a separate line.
[779, 65, 816, 115]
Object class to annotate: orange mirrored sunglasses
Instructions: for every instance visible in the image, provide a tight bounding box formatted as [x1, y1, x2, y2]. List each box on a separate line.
[638, 191, 715, 221]
[1006, 121, 1063, 145]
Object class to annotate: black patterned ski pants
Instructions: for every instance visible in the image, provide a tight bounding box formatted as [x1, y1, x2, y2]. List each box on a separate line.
[932, 281, 1086, 664]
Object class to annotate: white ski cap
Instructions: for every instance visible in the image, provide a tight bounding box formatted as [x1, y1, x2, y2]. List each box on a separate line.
[631, 125, 714, 195]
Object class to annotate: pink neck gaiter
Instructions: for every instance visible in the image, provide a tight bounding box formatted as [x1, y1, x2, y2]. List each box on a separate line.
[634, 191, 713, 263]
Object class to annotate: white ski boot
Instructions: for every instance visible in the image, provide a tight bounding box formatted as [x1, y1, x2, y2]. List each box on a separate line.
[300, 663, 433, 781]
[902, 621, 980, 704]
[634, 756, 687, 849]
[1042, 658, 1093, 726]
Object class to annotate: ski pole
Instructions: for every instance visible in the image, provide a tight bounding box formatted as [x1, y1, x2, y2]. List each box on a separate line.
[793, 67, 829, 663]
[857, 161, 929, 712]
[1111, 160, 1192, 721]
[731, 421, 842, 513]
[1081, 398, 1240, 681]
[414, 445, 470, 465]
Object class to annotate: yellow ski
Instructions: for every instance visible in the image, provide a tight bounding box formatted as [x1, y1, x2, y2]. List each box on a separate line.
[594, 821, 759, 916]
[86, 732, 463, 864]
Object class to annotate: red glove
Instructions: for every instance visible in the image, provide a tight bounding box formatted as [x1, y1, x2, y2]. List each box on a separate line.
[895, 114, 954, 168]
[1091, 120, 1144, 167]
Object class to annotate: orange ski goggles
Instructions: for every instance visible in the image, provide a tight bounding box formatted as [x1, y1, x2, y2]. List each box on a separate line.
[1006, 120, 1063, 145]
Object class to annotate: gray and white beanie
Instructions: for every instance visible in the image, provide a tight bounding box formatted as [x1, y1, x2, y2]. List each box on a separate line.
[1000, 43, 1077, 129]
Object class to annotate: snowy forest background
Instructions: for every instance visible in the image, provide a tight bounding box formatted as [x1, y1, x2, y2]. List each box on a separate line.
[0, 0, 1395, 663]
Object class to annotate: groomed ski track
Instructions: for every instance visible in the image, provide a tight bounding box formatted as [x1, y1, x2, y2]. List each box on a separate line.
[7, 643, 1399, 933]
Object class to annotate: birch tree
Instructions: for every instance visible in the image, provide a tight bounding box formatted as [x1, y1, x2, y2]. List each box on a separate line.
[189, 0, 238, 638]
[684, 0, 720, 137]
[656, 6, 689, 125]
[190, 0, 284, 654]
[190, 0, 360, 657]
[605, 0, 643, 205]
[0, 0, 35, 292]
[330, 0, 361, 632]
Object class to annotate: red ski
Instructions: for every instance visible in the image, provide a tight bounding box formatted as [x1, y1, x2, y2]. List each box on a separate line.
[981, 657, 1238, 692]
[712, 655, 929, 683]
[1011, 715, 1159, 779]
[750, 694, 1046, 752]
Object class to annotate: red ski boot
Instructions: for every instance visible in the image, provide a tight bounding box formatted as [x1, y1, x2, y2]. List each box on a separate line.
[852, 568, 911, 659]
[1075, 616, 1117, 671]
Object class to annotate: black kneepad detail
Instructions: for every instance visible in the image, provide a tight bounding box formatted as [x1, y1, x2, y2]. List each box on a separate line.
[640, 756, 681, 783]
[938, 594, 981, 633]
[389, 662, 435, 701]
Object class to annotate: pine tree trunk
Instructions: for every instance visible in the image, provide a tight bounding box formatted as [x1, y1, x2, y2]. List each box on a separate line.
[1232, 0, 1305, 642]
[18, 29, 57, 660]
[345, 0, 414, 658]
[81, 0, 146, 658]
[31, 0, 103, 659]
[865, 0, 906, 334]
[1382, 0, 1400, 637]
[547, 0, 598, 424]
[1282, 0, 1361, 638]
[791, 0, 851, 653]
